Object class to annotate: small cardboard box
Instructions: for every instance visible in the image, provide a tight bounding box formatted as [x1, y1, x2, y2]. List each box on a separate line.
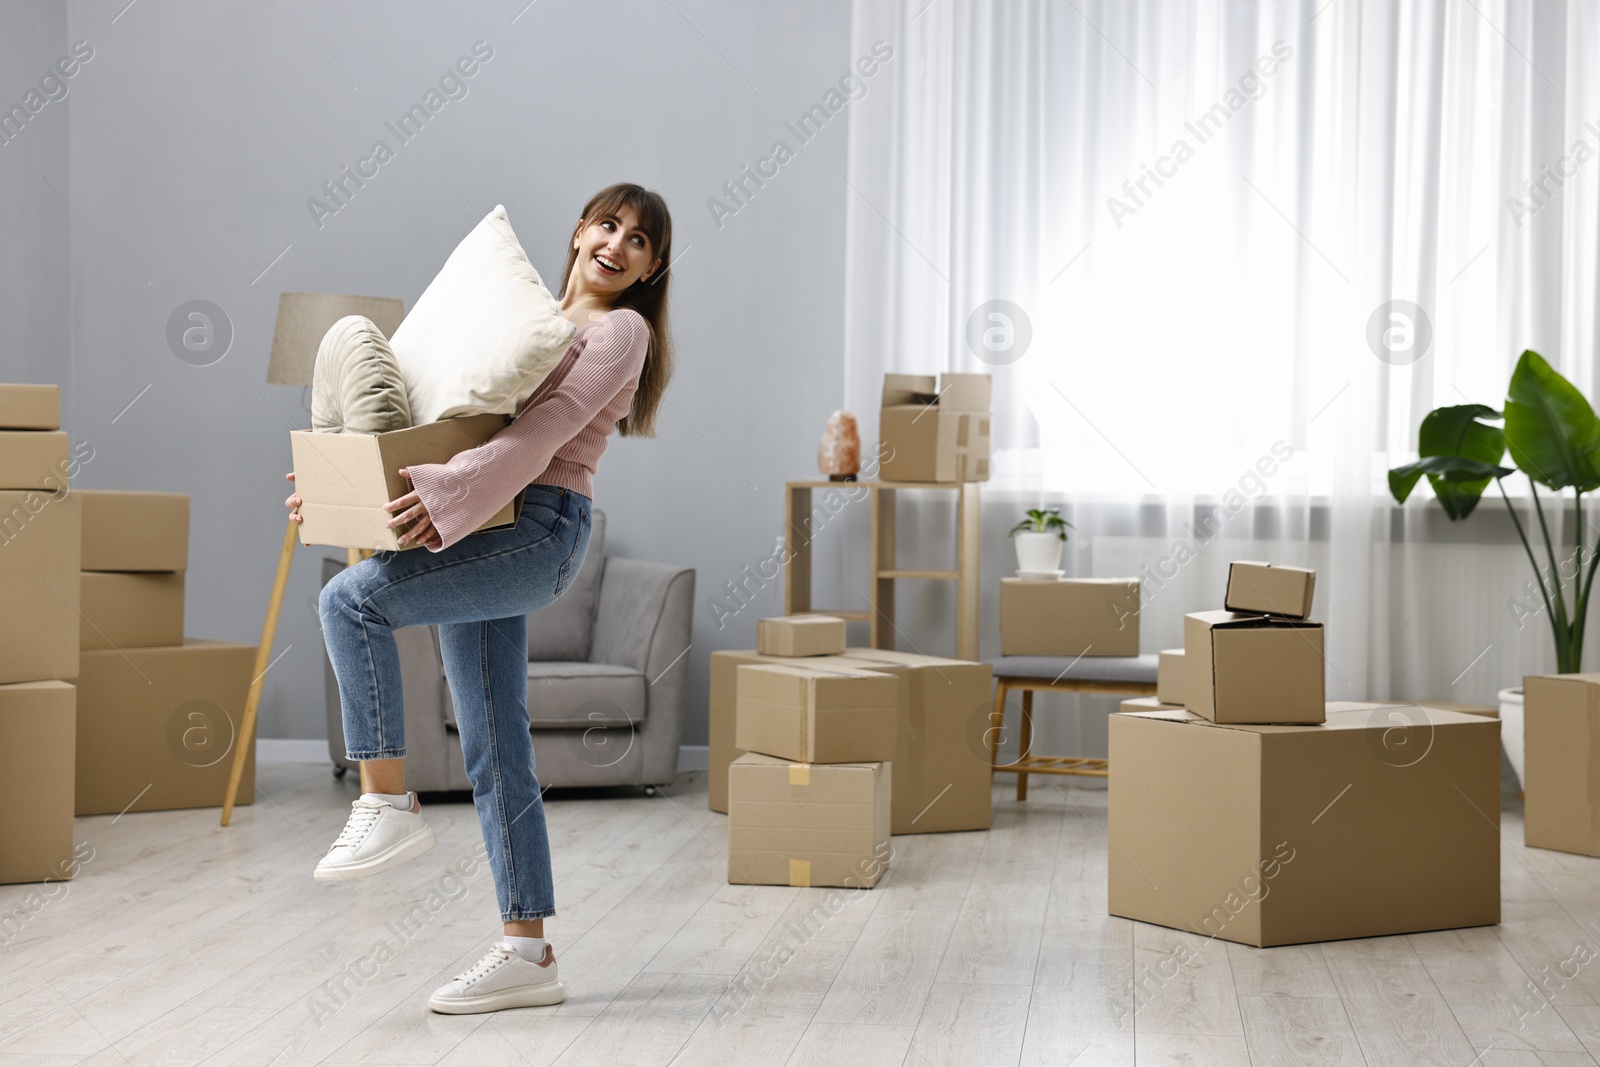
[878, 372, 992, 483]
[75, 639, 256, 815]
[0, 384, 60, 430]
[735, 662, 898, 764]
[1000, 577, 1140, 656]
[290, 414, 521, 551]
[1108, 703, 1500, 946]
[79, 571, 184, 650]
[1184, 610, 1324, 724]
[727, 752, 891, 888]
[1524, 673, 1600, 856]
[709, 648, 806, 812]
[0, 431, 69, 491]
[79, 490, 189, 572]
[0, 680, 75, 885]
[1156, 648, 1185, 705]
[1224, 561, 1316, 619]
[756, 614, 847, 657]
[0, 489, 80, 684]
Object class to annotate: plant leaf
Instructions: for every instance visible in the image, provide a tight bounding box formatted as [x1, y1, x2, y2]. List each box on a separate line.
[1504, 350, 1600, 491]
[1389, 455, 1513, 519]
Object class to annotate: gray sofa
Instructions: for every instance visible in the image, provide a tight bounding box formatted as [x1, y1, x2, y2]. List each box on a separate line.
[321, 508, 695, 792]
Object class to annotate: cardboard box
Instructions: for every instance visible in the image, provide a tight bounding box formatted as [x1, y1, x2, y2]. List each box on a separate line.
[1156, 648, 1185, 705]
[833, 647, 993, 834]
[1184, 610, 1324, 724]
[735, 662, 898, 764]
[79, 490, 189, 572]
[1524, 673, 1600, 855]
[1000, 577, 1140, 656]
[756, 614, 847, 657]
[878, 372, 991, 483]
[0, 681, 75, 886]
[727, 753, 891, 888]
[0, 489, 80, 684]
[0, 384, 60, 430]
[710, 648, 807, 811]
[0, 431, 69, 491]
[290, 414, 521, 551]
[75, 639, 256, 815]
[1224, 561, 1316, 619]
[79, 571, 184, 649]
[1108, 703, 1500, 946]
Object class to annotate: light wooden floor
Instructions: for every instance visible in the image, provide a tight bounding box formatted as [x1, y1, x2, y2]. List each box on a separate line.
[2, 765, 1599, 1066]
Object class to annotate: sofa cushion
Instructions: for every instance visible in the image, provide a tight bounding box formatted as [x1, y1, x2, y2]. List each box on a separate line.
[527, 508, 606, 661]
[525, 660, 645, 729]
[310, 315, 412, 434]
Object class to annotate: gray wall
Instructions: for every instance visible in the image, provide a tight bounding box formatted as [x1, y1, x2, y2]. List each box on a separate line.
[15, 0, 858, 745]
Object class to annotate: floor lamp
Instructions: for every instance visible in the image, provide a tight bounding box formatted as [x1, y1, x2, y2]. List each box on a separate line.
[220, 292, 406, 826]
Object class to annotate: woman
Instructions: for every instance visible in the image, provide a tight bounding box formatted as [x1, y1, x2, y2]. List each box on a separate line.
[286, 182, 674, 1014]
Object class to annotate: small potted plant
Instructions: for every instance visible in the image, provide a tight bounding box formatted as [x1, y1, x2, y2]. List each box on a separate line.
[1008, 507, 1073, 576]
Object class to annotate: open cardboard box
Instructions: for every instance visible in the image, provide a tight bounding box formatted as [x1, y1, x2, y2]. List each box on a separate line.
[1185, 610, 1324, 724]
[877, 372, 992, 483]
[290, 414, 522, 551]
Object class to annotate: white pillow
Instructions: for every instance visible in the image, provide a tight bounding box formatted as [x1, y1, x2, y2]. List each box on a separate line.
[390, 204, 577, 424]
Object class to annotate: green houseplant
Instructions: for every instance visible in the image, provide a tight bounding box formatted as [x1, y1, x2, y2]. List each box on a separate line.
[1008, 507, 1074, 575]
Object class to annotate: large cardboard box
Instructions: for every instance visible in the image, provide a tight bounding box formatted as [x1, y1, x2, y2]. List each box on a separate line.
[79, 571, 184, 649]
[1156, 648, 1185, 705]
[1224, 561, 1316, 618]
[0, 681, 75, 886]
[756, 614, 846, 657]
[1000, 577, 1140, 656]
[75, 639, 257, 815]
[0, 384, 60, 430]
[79, 490, 189, 572]
[1108, 703, 1500, 946]
[878, 372, 992, 483]
[0, 489, 80, 684]
[735, 662, 898, 764]
[1184, 610, 1324, 724]
[710, 648, 805, 811]
[833, 647, 993, 834]
[727, 753, 891, 888]
[0, 431, 69, 490]
[290, 414, 522, 551]
[1524, 673, 1600, 855]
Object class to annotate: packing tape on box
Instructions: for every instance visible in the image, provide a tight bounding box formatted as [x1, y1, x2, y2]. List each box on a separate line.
[789, 763, 811, 786]
[788, 858, 811, 887]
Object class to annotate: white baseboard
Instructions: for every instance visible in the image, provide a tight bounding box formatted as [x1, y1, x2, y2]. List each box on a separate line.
[257, 739, 330, 764]
[677, 745, 708, 771]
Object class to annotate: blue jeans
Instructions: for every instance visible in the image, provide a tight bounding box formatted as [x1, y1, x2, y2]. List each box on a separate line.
[318, 482, 592, 922]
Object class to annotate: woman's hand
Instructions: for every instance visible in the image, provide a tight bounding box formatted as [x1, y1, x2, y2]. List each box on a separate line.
[385, 468, 440, 549]
[285, 472, 303, 526]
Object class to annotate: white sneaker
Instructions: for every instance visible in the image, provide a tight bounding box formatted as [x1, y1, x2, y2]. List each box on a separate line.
[313, 793, 435, 881]
[427, 941, 565, 1014]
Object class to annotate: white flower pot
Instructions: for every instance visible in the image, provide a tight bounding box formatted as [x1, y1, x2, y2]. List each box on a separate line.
[1014, 531, 1063, 574]
[1498, 686, 1524, 790]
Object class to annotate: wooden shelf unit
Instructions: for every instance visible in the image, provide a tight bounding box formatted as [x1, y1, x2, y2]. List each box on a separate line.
[783, 479, 981, 661]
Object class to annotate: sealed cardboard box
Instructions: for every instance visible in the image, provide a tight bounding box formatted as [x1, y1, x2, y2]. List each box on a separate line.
[757, 614, 847, 657]
[728, 752, 891, 888]
[1224, 561, 1316, 619]
[79, 490, 189, 572]
[0, 489, 80, 684]
[0, 680, 75, 886]
[76, 639, 256, 815]
[290, 414, 521, 551]
[1000, 577, 1140, 656]
[735, 662, 898, 764]
[1524, 673, 1600, 856]
[709, 648, 807, 811]
[1157, 648, 1185, 705]
[1184, 610, 1324, 724]
[79, 571, 184, 649]
[0, 431, 69, 491]
[1108, 703, 1500, 946]
[0, 384, 60, 430]
[878, 372, 992, 483]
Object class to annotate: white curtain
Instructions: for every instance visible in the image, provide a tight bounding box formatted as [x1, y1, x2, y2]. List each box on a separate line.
[841, 0, 1600, 758]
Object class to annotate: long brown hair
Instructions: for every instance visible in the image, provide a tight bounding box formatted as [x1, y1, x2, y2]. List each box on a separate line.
[559, 183, 674, 437]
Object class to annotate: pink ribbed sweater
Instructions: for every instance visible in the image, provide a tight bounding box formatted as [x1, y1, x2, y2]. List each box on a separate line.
[405, 307, 650, 552]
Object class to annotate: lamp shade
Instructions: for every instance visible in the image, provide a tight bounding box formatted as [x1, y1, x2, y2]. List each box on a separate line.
[265, 292, 406, 387]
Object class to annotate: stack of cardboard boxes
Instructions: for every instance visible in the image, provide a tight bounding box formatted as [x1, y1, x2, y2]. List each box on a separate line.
[877, 373, 992, 483]
[1108, 561, 1501, 946]
[73, 491, 258, 815]
[0, 384, 79, 886]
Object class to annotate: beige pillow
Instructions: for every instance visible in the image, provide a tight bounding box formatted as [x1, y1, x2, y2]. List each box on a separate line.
[311, 315, 412, 434]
